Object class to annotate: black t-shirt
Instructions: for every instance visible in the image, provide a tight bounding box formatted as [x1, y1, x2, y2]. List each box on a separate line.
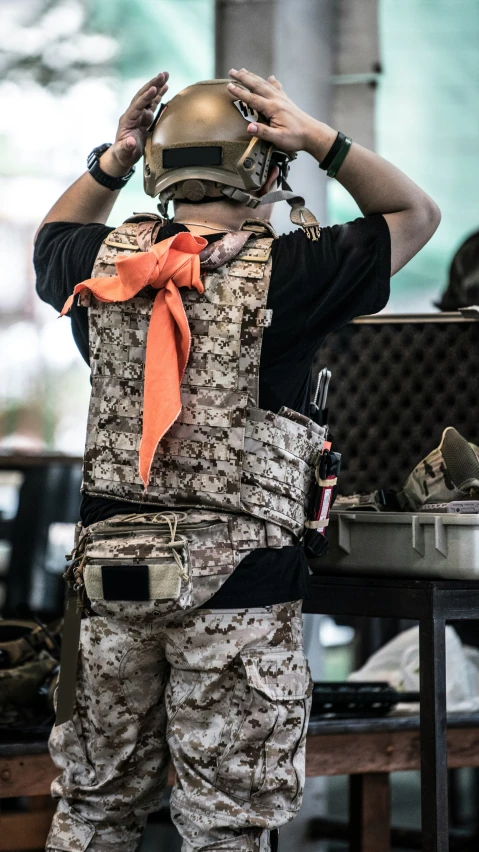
[34, 214, 391, 607]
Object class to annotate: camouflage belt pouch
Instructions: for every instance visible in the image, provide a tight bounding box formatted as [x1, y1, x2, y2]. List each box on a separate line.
[79, 513, 190, 604]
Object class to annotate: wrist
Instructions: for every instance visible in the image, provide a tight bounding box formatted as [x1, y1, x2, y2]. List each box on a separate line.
[99, 147, 132, 179]
[302, 120, 338, 160]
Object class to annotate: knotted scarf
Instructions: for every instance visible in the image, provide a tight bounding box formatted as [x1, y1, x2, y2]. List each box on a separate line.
[61, 232, 207, 487]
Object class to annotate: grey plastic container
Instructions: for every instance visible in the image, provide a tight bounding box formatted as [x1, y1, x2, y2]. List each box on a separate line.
[316, 512, 479, 580]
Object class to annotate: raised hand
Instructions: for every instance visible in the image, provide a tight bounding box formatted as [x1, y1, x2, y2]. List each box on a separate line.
[101, 71, 169, 177]
[227, 68, 319, 155]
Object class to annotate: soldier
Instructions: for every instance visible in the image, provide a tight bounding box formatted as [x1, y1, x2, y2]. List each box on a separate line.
[35, 69, 440, 852]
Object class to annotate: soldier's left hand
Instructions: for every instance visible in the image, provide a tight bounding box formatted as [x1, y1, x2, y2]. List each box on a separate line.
[101, 72, 169, 177]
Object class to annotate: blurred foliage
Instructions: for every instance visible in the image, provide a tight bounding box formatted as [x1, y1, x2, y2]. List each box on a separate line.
[0, 0, 118, 91]
[0, 0, 214, 452]
[89, 0, 215, 91]
[0, 0, 214, 93]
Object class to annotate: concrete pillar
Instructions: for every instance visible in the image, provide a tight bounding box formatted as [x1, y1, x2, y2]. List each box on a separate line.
[215, 0, 334, 232]
[332, 0, 381, 151]
[215, 0, 335, 678]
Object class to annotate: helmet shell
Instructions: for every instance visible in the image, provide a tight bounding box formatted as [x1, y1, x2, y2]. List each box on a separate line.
[144, 79, 289, 204]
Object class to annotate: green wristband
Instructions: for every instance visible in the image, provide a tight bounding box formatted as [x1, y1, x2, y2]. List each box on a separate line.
[327, 136, 352, 178]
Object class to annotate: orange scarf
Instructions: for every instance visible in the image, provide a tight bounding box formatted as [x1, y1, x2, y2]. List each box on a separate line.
[62, 232, 207, 487]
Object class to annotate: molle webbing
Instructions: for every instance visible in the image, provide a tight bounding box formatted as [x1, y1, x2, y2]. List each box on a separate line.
[82, 217, 325, 535]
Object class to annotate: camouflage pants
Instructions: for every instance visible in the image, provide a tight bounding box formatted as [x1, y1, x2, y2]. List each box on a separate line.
[47, 516, 312, 852]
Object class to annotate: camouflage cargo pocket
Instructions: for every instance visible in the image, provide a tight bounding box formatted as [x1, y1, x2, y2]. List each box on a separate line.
[215, 648, 312, 809]
[46, 798, 95, 852]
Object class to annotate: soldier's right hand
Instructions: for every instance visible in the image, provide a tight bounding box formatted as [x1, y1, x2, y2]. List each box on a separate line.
[100, 72, 169, 178]
[227, 69, 321, 155]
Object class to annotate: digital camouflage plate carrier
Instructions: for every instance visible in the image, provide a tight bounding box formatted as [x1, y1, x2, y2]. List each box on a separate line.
[80, 215, 326, 537]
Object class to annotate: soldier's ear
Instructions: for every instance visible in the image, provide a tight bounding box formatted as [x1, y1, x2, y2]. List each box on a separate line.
[259, 163, 280, 196]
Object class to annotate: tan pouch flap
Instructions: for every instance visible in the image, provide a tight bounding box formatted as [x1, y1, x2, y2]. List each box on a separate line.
[84, 562, 183, 602]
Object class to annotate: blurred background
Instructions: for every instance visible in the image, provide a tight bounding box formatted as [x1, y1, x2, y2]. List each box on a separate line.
[1, 2, 478, 850]
[1, 0, 478, 462]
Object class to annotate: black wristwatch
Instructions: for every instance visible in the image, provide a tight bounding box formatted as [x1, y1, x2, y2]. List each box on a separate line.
[87, 143, 135, 191]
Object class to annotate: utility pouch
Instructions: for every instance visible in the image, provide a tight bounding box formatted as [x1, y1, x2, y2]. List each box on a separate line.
[83, 514, 190, 603]
[304, 448, 341, 559]
[63, 513, 190, 611]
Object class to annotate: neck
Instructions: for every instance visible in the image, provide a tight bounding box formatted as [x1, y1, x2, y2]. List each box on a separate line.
[173, 200, 273, 234]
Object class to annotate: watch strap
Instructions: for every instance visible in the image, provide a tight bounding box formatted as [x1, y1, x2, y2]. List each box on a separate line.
[326, 136, 353, 178]
[319, 132, 346, 171]
[87, 144, 135, 191]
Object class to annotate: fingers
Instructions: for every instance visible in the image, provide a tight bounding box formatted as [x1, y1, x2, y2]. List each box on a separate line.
[268, 74, 283, 91]
[227, 81, 271, 117]
[246, 119, 293, 153]
[247, 121, 274, 140]
[128, 72, 169, 115]
[229, 68, 276, 98]
[156, 80, 169, 99]
[136, 71, 169, 99]
[112, 135, 141, 169]
[137, 86, 158, 109]
[139, 107, 156, 128]
[129, 83, 168, 121]
[151, 88, 163, 109]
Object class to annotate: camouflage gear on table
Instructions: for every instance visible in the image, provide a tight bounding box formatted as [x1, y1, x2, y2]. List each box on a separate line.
[333, 492, 384, 512]
[80, 215, 326, 537]
[0, 618, 60, 733]
[47, 598, 312, 852]
[398, 426, 479, 511]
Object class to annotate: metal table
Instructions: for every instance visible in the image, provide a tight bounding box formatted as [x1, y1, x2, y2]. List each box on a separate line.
[304, 575, 479, 852]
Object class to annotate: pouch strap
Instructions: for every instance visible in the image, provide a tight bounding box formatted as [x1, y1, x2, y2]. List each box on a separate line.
[265, 521, 284, 549]
[305, 517, 330, 529]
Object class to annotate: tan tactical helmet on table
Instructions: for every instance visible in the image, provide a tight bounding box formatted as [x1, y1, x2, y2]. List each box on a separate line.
[144, 79, 320, 239]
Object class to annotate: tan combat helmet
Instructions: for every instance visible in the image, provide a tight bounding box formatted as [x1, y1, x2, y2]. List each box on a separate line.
[144, 79, 320, 240]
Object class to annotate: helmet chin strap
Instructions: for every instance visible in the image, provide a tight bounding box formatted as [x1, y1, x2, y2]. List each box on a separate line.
[221, 178, 321, 241]
[157, 186, 176, 218]
[159, 175, 321, 241]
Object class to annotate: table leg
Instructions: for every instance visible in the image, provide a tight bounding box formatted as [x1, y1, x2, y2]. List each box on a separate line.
[419, 616, 448, 852]
[349, 773, 391, 852]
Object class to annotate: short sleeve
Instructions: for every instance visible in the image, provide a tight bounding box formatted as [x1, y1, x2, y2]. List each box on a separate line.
[317, 213, 391, 323]
[33, 222, 114, 365]
[34, 222, 113, 313]
[269, 213, 391, 360]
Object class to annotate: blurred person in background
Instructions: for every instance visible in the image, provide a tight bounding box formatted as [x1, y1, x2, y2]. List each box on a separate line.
[34, 68, 440, 852]
[436, 227, 479, 311]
